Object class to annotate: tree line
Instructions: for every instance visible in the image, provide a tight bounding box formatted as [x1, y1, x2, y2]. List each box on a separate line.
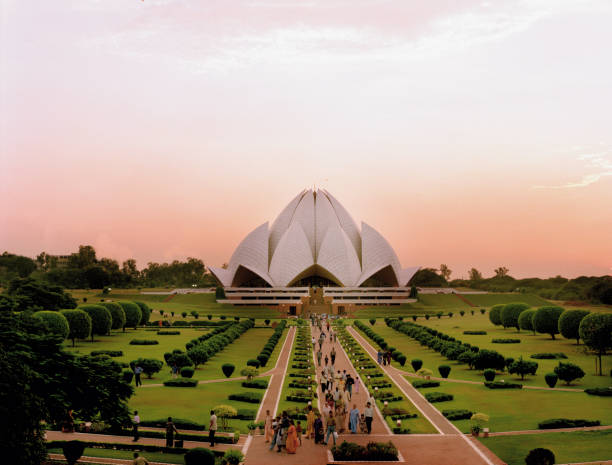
[0, 246, 218, 289]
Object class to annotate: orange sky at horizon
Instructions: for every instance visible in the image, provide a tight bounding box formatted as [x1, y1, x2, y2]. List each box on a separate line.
[1, 0, 611, 279]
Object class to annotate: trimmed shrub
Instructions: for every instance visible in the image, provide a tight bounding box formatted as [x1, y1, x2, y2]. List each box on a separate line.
[242, 379, 268, 389]
[411, 359, 423, 372]
[79, 304, 112, 340]
[492, 338, 520, 344]
[530, 353, 567, 359]
[369, 318, 376, 325]
[223, 450, 244, 465]
[579, 313, 612, 375]
[518, 309, 536, 333]
[396, 354, 407, 366]
[538, 418, 599, 429]
[558, 309, 590, 344]
[554, 362, 585, 385]
[61, 309, 92, 346]
[63, 440, 86, 465]
[247, 359, 260, 368]
[584, 387, 612, 396]
[525, 448, 555, 465]
[331, 441, 398, 461]
[33, 310, 70, 339]
[99, 302, 126, 330]
[442, 409, 472, 420]
[222, 363, 235, 378]
[184, 447, 215, 465]
[164, 351, 192, 368]
[118, 301, 142, 329]
[157, 330, 180, 335]
[228, 392, 262, 403]
[424, 392, 453, 403]
[187, 346, 208, 369]
[489, 305, 504, 326]
[508, 357, 538, 380]
[122, 369, 134, 383]
[181, 367, 195, 378]
[438, 365, 451, 378]
[473, 349, 506, 371]
[483, 369, 496, 382]
[463, 330, 487, 335]
[484, 381, 522, 389]
[91, 350, 123, 357]
[544, 373, 558, 388]
[163, 378, 198, 387]
[533, 306, 565, 339]
[129, 339, 159, 345]
[130, 358, 163, 378]
[411, 380, 440, 388]
[501, 303, 530, 330]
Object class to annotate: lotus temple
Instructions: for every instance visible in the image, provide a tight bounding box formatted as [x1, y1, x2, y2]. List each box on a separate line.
[210, 189, 420, 316]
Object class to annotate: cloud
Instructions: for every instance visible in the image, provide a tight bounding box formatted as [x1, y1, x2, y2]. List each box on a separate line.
[533, 145, 612, 189]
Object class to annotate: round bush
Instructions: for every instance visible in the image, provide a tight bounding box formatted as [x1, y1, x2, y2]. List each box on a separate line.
[60, 309, 92, 345]
[247, 359, 260, 368]
[134, 301, 152, 325]
[533, 306, 565, 339]
[483, 369, 496, 382]
[397, 354, 407, 366]
[489, 305, 504, 326]
[518, 309, 536, 333]
[257, 354, 269, 367]
[222, 363, 235, 378]
[501, 303, 530, 330]
[411, 359, 423, 372]
[181, 367, 195, 378]
[33, 310, 69, 339]
[122, 369, 134, 383]
[118, 301, 142, 329]
[525, 448, 555, 465]
[544, 373, 558, 388]
[62, 440, 85, 465]
[558, 309, 590, 344]
[78, 304, 112, 340]
[185, 447, 216, 465]
[99, 302, 126, 330]
[438, 365, 451, 378]
[579, 313, 612, 375]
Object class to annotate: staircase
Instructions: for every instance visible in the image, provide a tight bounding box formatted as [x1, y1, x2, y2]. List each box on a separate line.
[302, 287, 332, 316]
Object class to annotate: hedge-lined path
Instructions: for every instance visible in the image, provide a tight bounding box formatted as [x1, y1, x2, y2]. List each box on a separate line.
[347, 326, 503, 465]
[48, 453, 175, 465]
[45, 430, 245, 452]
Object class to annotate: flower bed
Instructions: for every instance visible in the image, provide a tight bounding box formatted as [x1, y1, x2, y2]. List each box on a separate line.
[331, 441, 399, 462]
[424, 392, 454, 403]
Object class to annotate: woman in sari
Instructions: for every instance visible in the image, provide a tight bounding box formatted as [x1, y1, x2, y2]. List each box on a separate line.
[264, 410, 273, 443]
[349, 404, 360, 434]
[336, 399, 347, 433]
[285, 420, 299, 454]
[305, 405, 315, 439]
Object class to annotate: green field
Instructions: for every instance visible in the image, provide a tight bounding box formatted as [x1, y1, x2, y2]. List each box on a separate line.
[418, 379, 612, 432]
[460, 293, 550, 307]
[480, 430, 612, 465]
[48, 447, 187, 464]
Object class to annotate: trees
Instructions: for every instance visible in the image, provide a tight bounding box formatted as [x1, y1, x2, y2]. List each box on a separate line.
[187, 346, 209, 369]
[129, 358, 163, 378]
[79, 305, 112, 341]
[438, 365, 451, 378]
[468, 268, 483, 281]
[134, 301, 151, 325]
[60, 309, 92, 346]
[410, 268, 447, 287]
[6, 277, 77, 311]
[439, 264, 452, 281]
[473, 350, 506, 371]
[508, 357, 538, 380]
[544, 373, 558, 388]
[33, 311, 69, 339]
[494, 267, 509, 278]
[579, 313, 612, 375]
[99, 302, 126, 330]
[518, 309, 536, 334]
[533, 306, 565, 340]
[118, 302, 142, 329]
[525, 448, 555, 465]
[558, 309, 590, 344]
[554, 362, 585, 385]
[500, 303, 530, 331]
[489, 305, 504, 326]
[0, 252, 37, 279]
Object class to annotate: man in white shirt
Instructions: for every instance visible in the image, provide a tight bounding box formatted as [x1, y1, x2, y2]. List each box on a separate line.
[209, 410, 217, 447]
[364, 402, 374, 434]
[132, 410, 140, 441]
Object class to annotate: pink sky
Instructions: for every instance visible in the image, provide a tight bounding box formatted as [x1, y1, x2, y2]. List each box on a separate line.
[1, 0, 611, 279]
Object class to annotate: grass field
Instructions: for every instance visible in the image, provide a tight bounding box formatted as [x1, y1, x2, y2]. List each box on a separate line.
[48, 447, 187, 464]
[460, 293, 550, 307]
[480, 430, 612, 465]
[417, 379, 612, 432]
[354, 316, 611, 389]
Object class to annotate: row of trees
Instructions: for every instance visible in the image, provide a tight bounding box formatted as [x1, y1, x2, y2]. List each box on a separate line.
[1, 246, 218, 289]
[489, 303, 612, 375]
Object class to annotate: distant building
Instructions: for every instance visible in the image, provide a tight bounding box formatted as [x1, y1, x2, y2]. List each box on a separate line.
[209, 189, 420, 316]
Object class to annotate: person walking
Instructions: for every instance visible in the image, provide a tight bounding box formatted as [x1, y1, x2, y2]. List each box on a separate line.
[286, 420, 298, 454]
[269, 417, 279, 451]
[364, 402, 373, 434]
[330, 347, 336, 365]
[171, 363, 179, 379]
[311, 336, 316, 351]
[314, 413, 324, 444]
[277, 412, 290, 452]
[323, 412, 336, 446]
[349, 404, 360, 434]
[345, 374, 354, 400]
[320, 371, 327, 393]
[354, 375, 360, 395]
[264, 410, 273, 443]
[317, 349, 322, 366]
[324, 355, 329, 366]
[377, 351, 382, 365]
[134, 365, 143, 387]
[306, 405, 315, 439]
[209, 410, 217, 447]
[165, 417, 178, 447]
[132, 410, 140, 442]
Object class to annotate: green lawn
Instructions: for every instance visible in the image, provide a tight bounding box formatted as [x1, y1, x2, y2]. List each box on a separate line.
[480, 430, 612, 465]
[48, 447, 187, 464]
[417, 294, 473, 309]
[130, 378, 268, 433]
[461, 293, 550, 307]
[355, 317, 611, 389]
[417, 379, 612, 432]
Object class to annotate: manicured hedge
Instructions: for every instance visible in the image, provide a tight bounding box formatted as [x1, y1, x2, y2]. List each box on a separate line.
[530, 353, 568, 359]
[463, 331, 487, 335]
[228, 392, 262, 403]
[91, 350, 123, 357]
[157, 330, 181, 335]
[484, 381, 522, 389]
[33, 310, 70, 339]
[331, 441, 398, 461]
[424, 392, 454, 403]
[442, 409, 473, 420]
[584, 387, 612, 397]
[129, 339, 159, 345]
[492, 338, 521, 344]
[411, 380, 440, 389]
[242, 379, 268, 389]
[538, 418, 600, 429]
[180, 367, 195, 378]
[118, 301, 142, 329]
[163, 377, 198, 387]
